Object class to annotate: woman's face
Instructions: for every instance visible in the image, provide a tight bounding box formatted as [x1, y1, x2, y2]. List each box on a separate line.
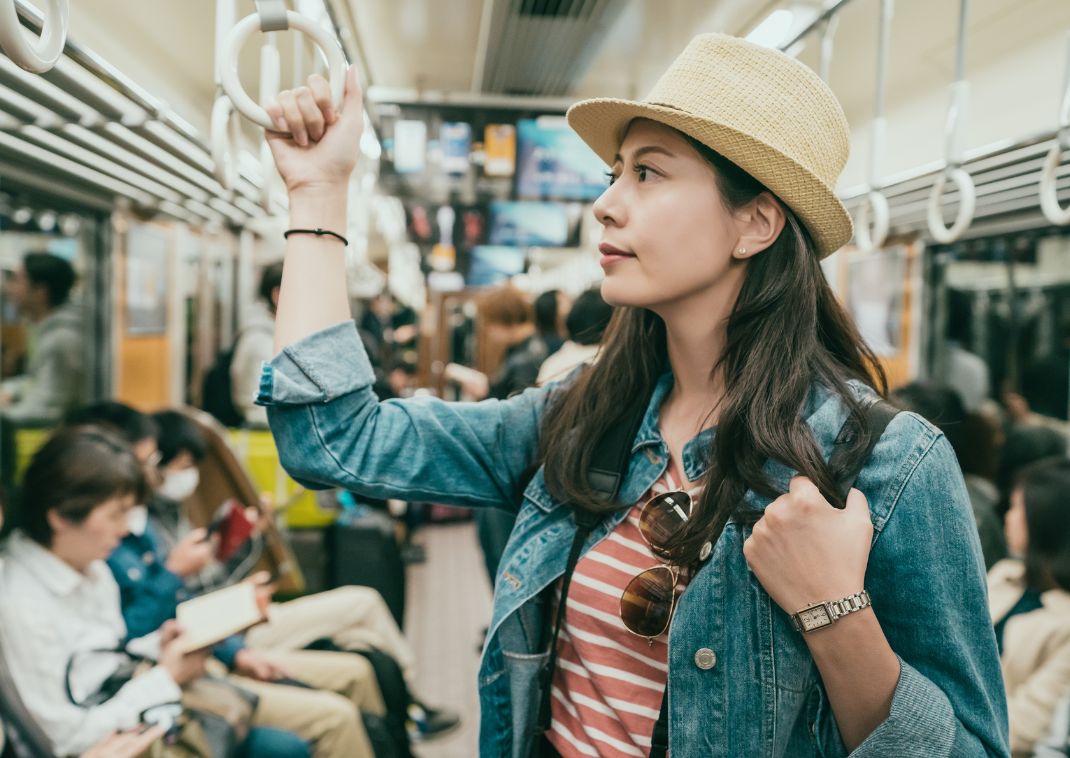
[50, 494, 135, 569]
[1005, 487, 1028, 557]
[592, 119, 742, 313]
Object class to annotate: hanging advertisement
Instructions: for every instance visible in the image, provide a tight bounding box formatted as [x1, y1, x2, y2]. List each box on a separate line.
[484, 123, 517, 177]
[393, 120, 427, 174]
[488, 201, 582, 248]
[440, 122, 472, 175]
[467, 245, 526, 287]
[126, 224, 169, 335]
[516, 117, 606, 200]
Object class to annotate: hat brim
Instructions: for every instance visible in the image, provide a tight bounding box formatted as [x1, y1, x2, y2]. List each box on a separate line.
[566, 98, 852, 257]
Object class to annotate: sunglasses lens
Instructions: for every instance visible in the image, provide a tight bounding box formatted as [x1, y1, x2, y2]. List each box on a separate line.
[620, 566, 676, 638]
[639, 491, 692, 551]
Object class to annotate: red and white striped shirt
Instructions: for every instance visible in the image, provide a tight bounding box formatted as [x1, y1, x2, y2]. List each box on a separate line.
[546, 463, 701, 757]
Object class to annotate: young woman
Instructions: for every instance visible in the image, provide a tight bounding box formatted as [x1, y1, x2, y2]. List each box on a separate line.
[989, 458, 1070, 756]
[258, 34, 1008, 757]
[0, 426, 310, 758]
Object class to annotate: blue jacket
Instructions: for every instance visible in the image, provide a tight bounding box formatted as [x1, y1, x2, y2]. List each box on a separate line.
[106, 523, 244, 668]
[259, 321, 1010, 757]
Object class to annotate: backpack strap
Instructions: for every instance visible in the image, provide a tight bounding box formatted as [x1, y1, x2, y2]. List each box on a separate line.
[828, 397, 900, 503]
[531, 400, 646, 754]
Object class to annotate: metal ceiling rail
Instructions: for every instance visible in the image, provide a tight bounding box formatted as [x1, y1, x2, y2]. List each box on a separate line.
[3, 0, 258, 226]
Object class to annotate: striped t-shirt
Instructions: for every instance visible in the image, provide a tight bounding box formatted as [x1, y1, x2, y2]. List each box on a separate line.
[546, 464, 701, 757]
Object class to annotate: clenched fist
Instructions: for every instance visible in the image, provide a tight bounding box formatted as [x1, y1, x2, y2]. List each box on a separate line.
[742, 477, 873, 616]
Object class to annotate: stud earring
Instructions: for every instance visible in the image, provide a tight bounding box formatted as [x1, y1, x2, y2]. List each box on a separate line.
[737, 247, 747, 256]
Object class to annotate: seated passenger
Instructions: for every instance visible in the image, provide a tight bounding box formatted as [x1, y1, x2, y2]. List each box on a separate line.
[150, 408, 461, 741]
[0, 253, 87, 423]
[989, 458, 1070, 756]
[0, 426, 310, 758]
[64, 403, 385, 758]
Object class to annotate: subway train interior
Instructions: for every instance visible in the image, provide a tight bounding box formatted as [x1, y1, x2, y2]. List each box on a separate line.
[0, 0, 1069, 757]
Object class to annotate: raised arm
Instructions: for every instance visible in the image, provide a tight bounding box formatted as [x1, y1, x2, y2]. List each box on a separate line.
[264, 65, 364, 353]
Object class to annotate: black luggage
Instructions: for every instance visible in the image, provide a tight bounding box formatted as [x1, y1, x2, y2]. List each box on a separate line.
[326, 507, 407, 629]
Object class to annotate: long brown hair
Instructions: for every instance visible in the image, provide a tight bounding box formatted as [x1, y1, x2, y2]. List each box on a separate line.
[538, 136, 887, 566]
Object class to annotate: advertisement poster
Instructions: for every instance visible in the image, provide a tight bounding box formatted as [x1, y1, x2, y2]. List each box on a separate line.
[516, 117, 606, 200]
[440, 122, 472, 175]
[468, 245, 526, 287]
[126, 224, 169, 335]
[394, 120, 427, 174]
[484, 123, 516, 177]
[488, 201, 582, 247]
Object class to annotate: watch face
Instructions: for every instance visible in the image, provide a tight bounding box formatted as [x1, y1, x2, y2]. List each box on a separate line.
[798, 604, 832, 631]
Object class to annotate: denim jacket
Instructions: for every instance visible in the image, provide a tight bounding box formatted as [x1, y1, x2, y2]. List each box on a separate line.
[259, 321, 1009, 758]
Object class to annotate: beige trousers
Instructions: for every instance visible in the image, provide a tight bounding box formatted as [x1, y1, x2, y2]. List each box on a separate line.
[228, 649, 384, 758]
[244, 586, 417, 685]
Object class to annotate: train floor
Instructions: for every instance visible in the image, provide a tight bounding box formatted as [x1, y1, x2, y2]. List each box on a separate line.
[407, 520, 492, 758]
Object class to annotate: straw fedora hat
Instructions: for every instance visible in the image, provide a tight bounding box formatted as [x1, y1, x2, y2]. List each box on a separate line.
[567, 33, 853, 257]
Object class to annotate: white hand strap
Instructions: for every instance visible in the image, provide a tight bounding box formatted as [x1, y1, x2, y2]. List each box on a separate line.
[0, 0, 69, 73]
[219, 5, 346, 133]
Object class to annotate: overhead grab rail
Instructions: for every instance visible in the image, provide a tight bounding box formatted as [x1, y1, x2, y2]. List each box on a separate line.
[1039, 32, 1070, 226]
[0, 0, 68, 73]
[817, 12, 839, 85]
[220, 0, 346, 133]
[212, 0, 241, 192]
[927, 0, 976, 243]
[854, 0, 892, 251]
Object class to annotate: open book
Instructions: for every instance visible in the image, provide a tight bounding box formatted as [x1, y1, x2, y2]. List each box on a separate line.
[176, 583, 266, 653]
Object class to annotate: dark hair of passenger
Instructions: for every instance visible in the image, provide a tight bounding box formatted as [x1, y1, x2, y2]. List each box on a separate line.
[23, 252, 77, 308]
[259, 261, 285, 309]
[890, 381, 998, 480]
[65, 401, 158, 446]
[539, 136, 887, 566]
[998, 426, 1068, 503]
[12, 426, 146, 546]
[534, 290, 561, 336]
[566, 289, 614, 346]
[152, 410, 207, 466]
[1017, 457, 1070, 592]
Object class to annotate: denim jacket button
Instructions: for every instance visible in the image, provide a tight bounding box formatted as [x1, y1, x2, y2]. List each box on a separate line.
[699, 541, 712, 561]
[694, 648, 717, 670]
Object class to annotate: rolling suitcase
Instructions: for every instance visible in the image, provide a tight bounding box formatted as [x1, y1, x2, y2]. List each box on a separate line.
[326, 503, 407, 629]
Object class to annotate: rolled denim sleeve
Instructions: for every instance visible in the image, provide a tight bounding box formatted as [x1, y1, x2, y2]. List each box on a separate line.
[258, 321, 549, 510]
[814, 427, 1010, 757]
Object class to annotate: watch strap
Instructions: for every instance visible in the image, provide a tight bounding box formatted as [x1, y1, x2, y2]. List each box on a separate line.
[826, 590, 872, 621]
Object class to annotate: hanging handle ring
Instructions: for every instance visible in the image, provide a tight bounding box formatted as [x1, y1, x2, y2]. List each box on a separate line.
[1039, 141, 1070, 225]
[1038, 36, 1070, 226]
[854, 191, 890, 251]
[220, 10, 346, 133]
[927, 167, 977, 244]
[0, 0, 69, 73]
[211, 95, 242, 191]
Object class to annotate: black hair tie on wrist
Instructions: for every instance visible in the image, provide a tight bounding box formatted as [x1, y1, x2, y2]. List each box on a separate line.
[283, 228, 349, 246]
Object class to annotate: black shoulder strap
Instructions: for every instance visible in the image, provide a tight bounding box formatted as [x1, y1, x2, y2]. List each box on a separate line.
[531, 400, 647, 753]
[828, 398, 900, 503]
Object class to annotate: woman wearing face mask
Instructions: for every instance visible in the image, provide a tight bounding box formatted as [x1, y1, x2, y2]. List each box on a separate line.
[257, 35, 1008, 757]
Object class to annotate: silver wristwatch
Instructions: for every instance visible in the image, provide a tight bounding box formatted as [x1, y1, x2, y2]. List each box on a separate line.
[790, 590, 872, 633]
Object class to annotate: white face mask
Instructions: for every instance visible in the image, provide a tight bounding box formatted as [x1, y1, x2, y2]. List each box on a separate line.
[127, 505, 149, 536]
[159, 468, 200, 502]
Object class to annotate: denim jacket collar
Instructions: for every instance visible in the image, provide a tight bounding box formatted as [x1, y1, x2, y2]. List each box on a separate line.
[629, 371, 849, 487]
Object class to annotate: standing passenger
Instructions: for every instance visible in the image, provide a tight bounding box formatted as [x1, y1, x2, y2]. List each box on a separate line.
[258, 35, 1008, 757]
[0, 253, 86, 423]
